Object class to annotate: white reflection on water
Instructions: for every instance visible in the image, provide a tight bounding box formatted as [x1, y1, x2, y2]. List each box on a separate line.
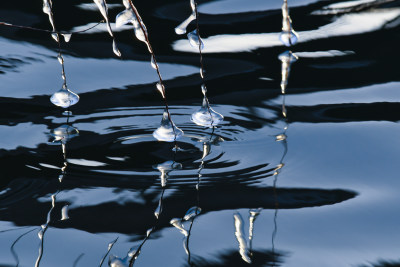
[70, 22, 133, 34]
[173, 8, 400, 53]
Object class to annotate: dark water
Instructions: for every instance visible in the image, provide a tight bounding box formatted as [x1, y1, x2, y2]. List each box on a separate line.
[0, 0, 400, 266]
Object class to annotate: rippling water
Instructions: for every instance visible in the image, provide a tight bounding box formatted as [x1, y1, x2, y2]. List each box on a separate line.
[0, 0, 400, 266]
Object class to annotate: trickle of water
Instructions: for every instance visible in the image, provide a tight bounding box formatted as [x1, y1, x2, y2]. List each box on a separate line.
[150, 55, 158, 69]
[61, 205, 69, 220]
[187, 29, 204, 50]
[153, 110, 184, 142]
[201, 84, 207, 95]
[279, 30, 299, 47]
[183, 206, 201, 221]
[170, 218, 188, 236]
[175, 13, 196, 35]
[62, 33, 72, 42]
[156, 83, 165, 98]
[50, 87, 80, 108]
[191, 97, 224, 127]
[112, 40, 121, 57]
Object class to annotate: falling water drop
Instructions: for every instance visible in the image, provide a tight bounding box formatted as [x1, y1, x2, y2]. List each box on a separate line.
[62, 33, 72, 42]
[50, 87, 80, 108]
[175, 13, 196, 35]
[187, 29, 204, 50]
[183, 206, 201, 221]
[150, 55, 158, 69]
[153, 110, 184, 142]
[191, 97, 224, 127]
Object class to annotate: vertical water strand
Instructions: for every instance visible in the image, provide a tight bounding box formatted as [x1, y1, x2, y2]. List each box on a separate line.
[189, 2, 224, 127]
[92, 0, 121, 57]
[116, 1, 183, 143]
[280, 0, 299, 47]
[41, 0, 80, 110]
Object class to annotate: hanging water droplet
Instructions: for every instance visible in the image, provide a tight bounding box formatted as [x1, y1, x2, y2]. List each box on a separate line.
[57, 55, 64, 65]
[202, 142, 210, 159]
[183, 206, 201, 221]
[154, 199, 162, 218]
[187, 29, 204, 50]
[201, 84, 207, 95]
[279, 30, 299, 47]
[276, 133, 287, 141]
[112, 40, 121, 57]
[146, 228, 152, 237]
[116, 9, 134, 28]
[200, 68, 204, 79]
[153, 110, 184, 142]
[61, 205, 69, 220]
[62, 33, 72, 42]
[191, 97, 224, 127]
[156, 83, 165, 98]
[50, 87, 80, 108]
[151, 55, 158, 69]
[61, 73, 66, 81]
[51, 32, 59, 42]
[175, 13, 196, 35]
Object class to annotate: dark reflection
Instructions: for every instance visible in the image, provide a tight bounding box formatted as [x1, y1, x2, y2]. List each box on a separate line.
[35, 113, 78, 267]
[360, 259, 400, 267]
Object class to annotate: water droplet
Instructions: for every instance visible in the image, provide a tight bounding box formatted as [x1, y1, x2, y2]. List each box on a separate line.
[200, 68, 205, 79]
[62, 33, 72, 42]
[51, 32, 59, 42]
[175, 13, 196, 35]
[276, 134, 287, 141]
[116, 9, 134, 28]
[201, 84, 207, 95]
[57, 55, 64, 65]
[117, 7, 148, 44]
[50, 87, 80, 108]
[191, 97, 224, 127]
[63, 110, 73, 116]
[183, 206, 201, 221]
[146, 228, 152, 237]
[153, 110, 184, 142]
[187, 29, 204, 50]
[279, 30, 299, 46]
[150, 55, 158, 69]
[112, 40, 121, 57]
[156, 83, 165, 98]
[202, 142, 210, 159]
[108, 255, 129, 267]
[61, 205, 69, 220]
[154, 199, 162, 218]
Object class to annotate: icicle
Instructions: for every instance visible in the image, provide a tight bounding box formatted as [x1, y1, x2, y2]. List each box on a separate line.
[191, 97, 224, 127]
[187, 29, 204, 50]
[153, 110, 184, 142]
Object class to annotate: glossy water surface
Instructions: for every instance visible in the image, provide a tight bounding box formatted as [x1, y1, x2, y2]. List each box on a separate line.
[0, 0, 400, 266]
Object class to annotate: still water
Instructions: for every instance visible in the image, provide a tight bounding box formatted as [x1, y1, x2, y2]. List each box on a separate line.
[0, 0, 399, 266]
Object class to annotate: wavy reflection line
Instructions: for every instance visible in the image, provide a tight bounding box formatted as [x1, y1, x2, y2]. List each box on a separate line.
[73, 253, 85, 267]
[11, 227, 37, 267]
